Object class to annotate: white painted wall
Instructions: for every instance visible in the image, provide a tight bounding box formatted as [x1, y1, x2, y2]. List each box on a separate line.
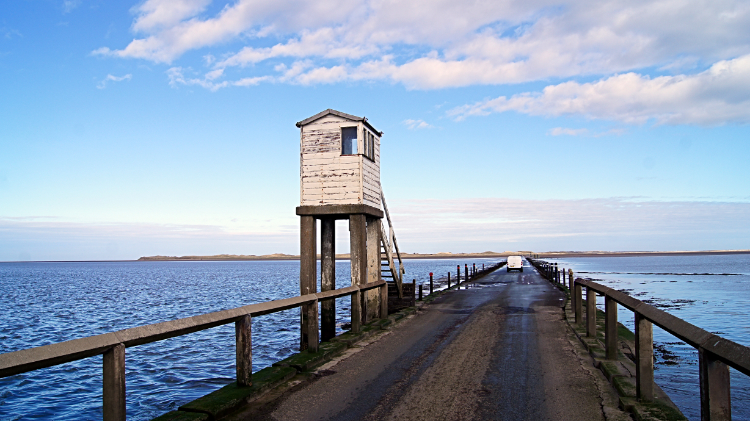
[299, 114, 381, 207]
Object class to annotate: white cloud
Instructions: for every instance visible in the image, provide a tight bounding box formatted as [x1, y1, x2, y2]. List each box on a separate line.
[449, 54, 750, 125]
[62, 0, 80, 14]
[403, 119, 433, 130]
[94, 0, 750, 125]
[548, 127, 588, 136]
[166, 67, 270, 91]
[96, 73, 132, 89]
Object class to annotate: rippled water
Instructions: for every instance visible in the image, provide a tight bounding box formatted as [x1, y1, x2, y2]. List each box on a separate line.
[544, 254, 750, 421]
[0, 258, 494, 420]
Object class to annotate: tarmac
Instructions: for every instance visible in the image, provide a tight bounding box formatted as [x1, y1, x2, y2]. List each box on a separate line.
[228, 264, 632, 421]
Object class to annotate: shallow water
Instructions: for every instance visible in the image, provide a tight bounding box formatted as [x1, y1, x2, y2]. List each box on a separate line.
[544, 254, 750, 421]
[0, 258, 494, 420]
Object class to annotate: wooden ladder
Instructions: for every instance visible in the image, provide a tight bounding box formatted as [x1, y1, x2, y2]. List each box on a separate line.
[380, 190, 405, 298]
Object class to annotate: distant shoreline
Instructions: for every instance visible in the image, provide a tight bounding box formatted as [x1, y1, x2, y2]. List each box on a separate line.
[136, 249, 750, 262]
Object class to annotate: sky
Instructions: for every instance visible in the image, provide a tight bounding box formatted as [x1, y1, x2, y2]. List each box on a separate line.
[1, 0, 749, 261]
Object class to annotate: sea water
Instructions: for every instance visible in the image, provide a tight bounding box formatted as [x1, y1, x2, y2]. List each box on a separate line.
[0, 258, 493, 420]
[544, 254, 750, 420]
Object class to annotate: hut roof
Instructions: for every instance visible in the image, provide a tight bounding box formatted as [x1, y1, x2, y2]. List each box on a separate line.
[296, 109, 383, 136]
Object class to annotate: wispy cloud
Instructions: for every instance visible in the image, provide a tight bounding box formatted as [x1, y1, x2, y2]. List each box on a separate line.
[2, 27, 22, 39]
[388, 197, 750, 252]
[166, 67, 270, 91]
[548, 127, 588, 136]
[449, 55, 750, 125]
[62, 0, 81, 14]
[403, 119, 433, 130]
[96, 73, 132, 89]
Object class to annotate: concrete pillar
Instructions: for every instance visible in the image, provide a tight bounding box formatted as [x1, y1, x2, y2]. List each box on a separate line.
[365, 216, 381, 321]
[103, 343, 125, 421]
[635, 313, 654, 401]
[699, 348, 731, 421]
[586, 288, 596, 337]
[605, 296, 617, 360]
[320, 218, 336, 342]
[350, 214, 366, 328]
[300, 215, 317, 350]
[236, 315, 252, 386]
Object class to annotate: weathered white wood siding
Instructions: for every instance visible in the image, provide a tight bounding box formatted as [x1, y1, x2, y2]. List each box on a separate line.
[300, 114, 382, 206]
[361, 133, 381, 208]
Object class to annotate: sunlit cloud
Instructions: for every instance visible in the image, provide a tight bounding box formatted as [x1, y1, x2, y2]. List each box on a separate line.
[403, 119, 433, 130]
[449, 55, 750, 125]
[96, 73, 132, 89]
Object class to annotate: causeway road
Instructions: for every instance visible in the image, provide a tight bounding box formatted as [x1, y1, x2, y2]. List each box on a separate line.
[232, 261, 631, 421]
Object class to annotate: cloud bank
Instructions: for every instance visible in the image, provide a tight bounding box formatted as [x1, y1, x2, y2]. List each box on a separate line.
[4, 198, 749, 260]
[93, 0, 750, 124]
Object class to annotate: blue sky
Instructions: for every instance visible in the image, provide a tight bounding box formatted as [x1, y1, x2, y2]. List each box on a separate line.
[1, 0, 749, 261]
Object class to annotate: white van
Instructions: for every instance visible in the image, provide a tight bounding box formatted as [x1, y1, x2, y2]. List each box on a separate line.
[507, 256, 523, 272]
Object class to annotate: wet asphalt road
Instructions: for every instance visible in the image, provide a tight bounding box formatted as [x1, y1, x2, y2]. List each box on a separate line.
[234, 261, 627, 421]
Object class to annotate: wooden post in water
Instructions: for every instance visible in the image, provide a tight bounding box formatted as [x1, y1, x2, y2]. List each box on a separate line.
[103, 343, 126, 421]
[365, 216, 381, 322]
[457, 265, 460, 283]
[448, 272, 451, 289]
[429, 272, 434, 294]
[236, 315, 252, 386]
[699, 348, 732, 421]
[320, 217, 336, 342]
[605, 296, 617, 360]
[635, 313, 654, 401]
[350, 214, 367, 332]
[586, 287, 596, 337]
[299, 215, 317, 350]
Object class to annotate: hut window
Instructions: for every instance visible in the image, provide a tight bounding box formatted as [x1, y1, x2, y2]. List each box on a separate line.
[363, 131, 375, 161]
[342, 127, 357, 155]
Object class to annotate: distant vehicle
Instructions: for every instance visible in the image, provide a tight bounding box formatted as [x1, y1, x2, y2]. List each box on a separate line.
[507, 256, 523, 272]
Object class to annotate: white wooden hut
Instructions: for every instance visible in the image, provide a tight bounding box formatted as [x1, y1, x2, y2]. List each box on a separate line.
[296, 109, 382, 208]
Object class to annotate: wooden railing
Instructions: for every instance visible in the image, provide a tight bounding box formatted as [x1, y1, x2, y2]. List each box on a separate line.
[0, 280, 387, 421]
[529, 257, 748, 421]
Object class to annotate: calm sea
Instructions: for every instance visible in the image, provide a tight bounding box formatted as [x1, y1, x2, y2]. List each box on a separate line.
[545, 254, 750, 421]
[0, 258, 492, 420]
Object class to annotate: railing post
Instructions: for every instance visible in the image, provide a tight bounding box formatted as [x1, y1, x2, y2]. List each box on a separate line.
[352, 290, 361, 334]
[307, 299, 319, 352]
[457, 265, 460, 283]
[465, 264, 468, 282]
[568, 270, 574, 304]
[380, 282, 388, 319]
[635, 312, 654, 401]
[699, 348, 732, 421]
[586, 287, 596, 337]
[574, 281, 583, 324]
[605, 295, 617, 360]
[430, 272, 434, 294]
[448, 272, 451, 289]
[419, 284, 423, 301]
[103, 343, 126, 421]
[236, 315, 252, 386]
